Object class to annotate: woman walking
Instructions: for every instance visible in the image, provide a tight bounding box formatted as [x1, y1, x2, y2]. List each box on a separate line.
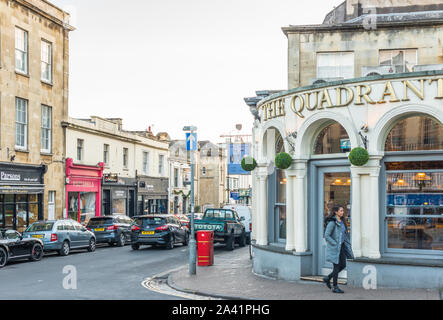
[323, 206, 354, 293]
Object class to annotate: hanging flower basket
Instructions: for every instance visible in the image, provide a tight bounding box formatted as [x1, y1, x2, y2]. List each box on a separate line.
[275, 152, 292, 170]
[241, 156, 257, 171]
[348, 147, 370, 166]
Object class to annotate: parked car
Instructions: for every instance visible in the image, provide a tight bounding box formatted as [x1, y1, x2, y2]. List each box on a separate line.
[186, 213, 203, 221]
[223, 205, 252, 244]
[130, 214, 189, 250]
[86, 215, 133, 247]
[23, 219, 96, 256]
[194, 208, 246, 250]
[0, 229, 44, 268]
[175, 214, 190, 230]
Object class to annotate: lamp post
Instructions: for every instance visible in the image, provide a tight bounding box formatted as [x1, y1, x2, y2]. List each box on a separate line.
[184, 126, 197, 275]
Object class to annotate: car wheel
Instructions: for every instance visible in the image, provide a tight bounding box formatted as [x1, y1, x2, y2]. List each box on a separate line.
[0, 247, 8, 268]
[166, 235, 174, 250]
[59, 241, 70, 256]
[239, 232, 246, 247]
[117, 233, 125, 247]
[131, 243, 140, 250]
[87, 238, 96, 252]
[108, 242, 116, 247]
[226, 234, 235, 251]
[29, 243, 44, 261]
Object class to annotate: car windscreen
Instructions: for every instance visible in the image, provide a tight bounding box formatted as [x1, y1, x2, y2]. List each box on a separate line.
[26, 222, 54, 232]
[135, 217, 166, 227]
[87, 217, 114, 226]
[204, 209, 234, 219]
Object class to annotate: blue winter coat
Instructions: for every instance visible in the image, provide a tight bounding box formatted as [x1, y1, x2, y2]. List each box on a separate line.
[324, 216, 354, 265]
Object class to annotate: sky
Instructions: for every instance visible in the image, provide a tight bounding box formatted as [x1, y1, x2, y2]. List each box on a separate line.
[51, 0, 344, 143]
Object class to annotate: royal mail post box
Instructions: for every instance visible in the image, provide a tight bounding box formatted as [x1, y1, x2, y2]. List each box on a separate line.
[197, 230, 214, 266]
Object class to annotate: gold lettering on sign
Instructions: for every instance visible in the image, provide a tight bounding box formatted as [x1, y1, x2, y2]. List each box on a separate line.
[276, 99, 286, 117]
[305, 92, 318, 111]
[335, 87, 354, 107]
[291, 95, 305, 118]
[429, 78, 443, 99]
[378, 81, 400, 104]
[355, 85, 376, 105]
[318, 89, 333, 109]
[402, 80, 424, 101]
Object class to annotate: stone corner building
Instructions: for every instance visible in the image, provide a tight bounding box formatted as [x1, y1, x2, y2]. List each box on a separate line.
[0, 0, 73, 231]
[247, 0, 443, 289]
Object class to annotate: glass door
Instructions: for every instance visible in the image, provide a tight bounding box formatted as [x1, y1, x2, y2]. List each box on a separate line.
[318, 169, 351, 276]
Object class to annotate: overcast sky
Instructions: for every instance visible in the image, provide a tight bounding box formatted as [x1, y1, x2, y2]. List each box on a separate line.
[51, 0, 344, 143]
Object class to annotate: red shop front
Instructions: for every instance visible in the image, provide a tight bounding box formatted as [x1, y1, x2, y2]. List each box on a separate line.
[65, 158, 104, 224]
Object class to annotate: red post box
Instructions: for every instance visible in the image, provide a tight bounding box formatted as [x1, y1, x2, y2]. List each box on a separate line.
[197, 230, 214, 266]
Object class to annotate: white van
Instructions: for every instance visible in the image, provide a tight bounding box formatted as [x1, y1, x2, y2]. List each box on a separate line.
[223, 205, 252, 244]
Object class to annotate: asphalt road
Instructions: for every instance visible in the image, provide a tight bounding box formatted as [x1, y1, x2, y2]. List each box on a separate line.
[0, 242, 209, 300]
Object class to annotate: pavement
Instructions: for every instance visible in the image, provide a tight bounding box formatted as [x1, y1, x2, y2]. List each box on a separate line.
[167, 245, 442, 300]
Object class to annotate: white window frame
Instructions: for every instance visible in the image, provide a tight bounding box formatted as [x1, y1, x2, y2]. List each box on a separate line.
[123, 148, 128, 169]
[143, 151, 149, 175]
[41, 105, 52, 153]
[103, 144, 109, 166]
[379, 49, 418, 73]
[15, 97, 28, 150]
[48, 191, 56, 220]
[159, 155, 164, 176]
[316, 52, 355, 80]
[41, 40, 52, 83]
[15, 27, 28, 74]
[77, 139, 84, 161]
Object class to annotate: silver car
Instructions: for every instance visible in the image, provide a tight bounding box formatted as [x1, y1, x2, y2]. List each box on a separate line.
[23, 219, 96, 256]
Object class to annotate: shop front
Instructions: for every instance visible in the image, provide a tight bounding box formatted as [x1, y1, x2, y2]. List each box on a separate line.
[137, 176, 168, 215]
[65, 158, 104, 224]
[102, 173, 137, 217]
[251, 71, 443, 289]
[0, 163, 46, 232]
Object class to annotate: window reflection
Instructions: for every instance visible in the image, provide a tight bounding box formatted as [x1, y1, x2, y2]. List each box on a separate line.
[386, 164, 443, 251]
[385, 116, 443, 152]
[314, 122, 350, 154]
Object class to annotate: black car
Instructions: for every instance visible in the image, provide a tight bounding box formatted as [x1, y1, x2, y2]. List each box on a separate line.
[0, 229, 44, 268]
[86, 215, 134, 247]
[130, 214, 189, 250]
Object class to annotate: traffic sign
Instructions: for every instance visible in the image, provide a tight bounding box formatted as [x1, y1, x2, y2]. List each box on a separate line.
[186, 133, 197, 151]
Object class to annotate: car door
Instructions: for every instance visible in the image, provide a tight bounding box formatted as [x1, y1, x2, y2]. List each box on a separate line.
[123, 216, 133, 240]
[65, 220, 80, 248]
[175, 217, 186, 242]
[5, 231, 28, 257]
[73, 221, 89, 247]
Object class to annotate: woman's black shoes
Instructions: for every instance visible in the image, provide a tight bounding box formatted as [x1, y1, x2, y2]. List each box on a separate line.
[332, 286, 344, 293]
[323, 276, 332, 289]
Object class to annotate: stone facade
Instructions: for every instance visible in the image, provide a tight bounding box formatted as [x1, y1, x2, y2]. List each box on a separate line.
[0, 0, 73, 222]
[285, 0, 443, 89]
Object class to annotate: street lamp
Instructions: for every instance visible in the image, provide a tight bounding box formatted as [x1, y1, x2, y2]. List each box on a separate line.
[183, 125, 197, 275]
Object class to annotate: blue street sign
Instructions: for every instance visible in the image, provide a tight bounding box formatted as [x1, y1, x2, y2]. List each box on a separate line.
[186, 133, 197, 151]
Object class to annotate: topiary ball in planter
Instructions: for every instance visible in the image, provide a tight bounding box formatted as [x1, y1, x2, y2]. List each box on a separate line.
[275, 152, 292, 170]
[241, 156, 257, 171]
[348, 147, 369, 166]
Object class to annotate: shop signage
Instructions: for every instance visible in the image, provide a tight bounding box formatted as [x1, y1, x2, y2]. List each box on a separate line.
[0, 169, 41, 184]
[104, 173, 119, 183]
[113, 189, 127, 199]
[259, 77, 443, 120]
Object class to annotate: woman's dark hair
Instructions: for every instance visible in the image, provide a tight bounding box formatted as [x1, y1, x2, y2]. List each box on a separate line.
[325, 205, 348, 228]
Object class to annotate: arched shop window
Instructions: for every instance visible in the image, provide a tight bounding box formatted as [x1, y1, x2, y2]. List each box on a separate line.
[275, 133, 286, 241]
[385, 115, 443, 151]
[384, 115, 443, 252]
[314, 122, 350, 154]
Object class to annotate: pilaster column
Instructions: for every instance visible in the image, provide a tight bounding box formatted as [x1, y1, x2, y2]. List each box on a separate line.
[285, 169, 296, 251]
[293, 161, 308, 252]
[368, 168, 381, 259]
[350, 168, 362, 258]
[256, 166, 269, 246]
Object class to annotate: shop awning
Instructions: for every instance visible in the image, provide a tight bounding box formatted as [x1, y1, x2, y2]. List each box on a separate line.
[0, 184, 45, 194]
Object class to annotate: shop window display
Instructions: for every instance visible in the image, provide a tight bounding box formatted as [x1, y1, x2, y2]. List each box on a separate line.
[314, 122, 350, 154]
